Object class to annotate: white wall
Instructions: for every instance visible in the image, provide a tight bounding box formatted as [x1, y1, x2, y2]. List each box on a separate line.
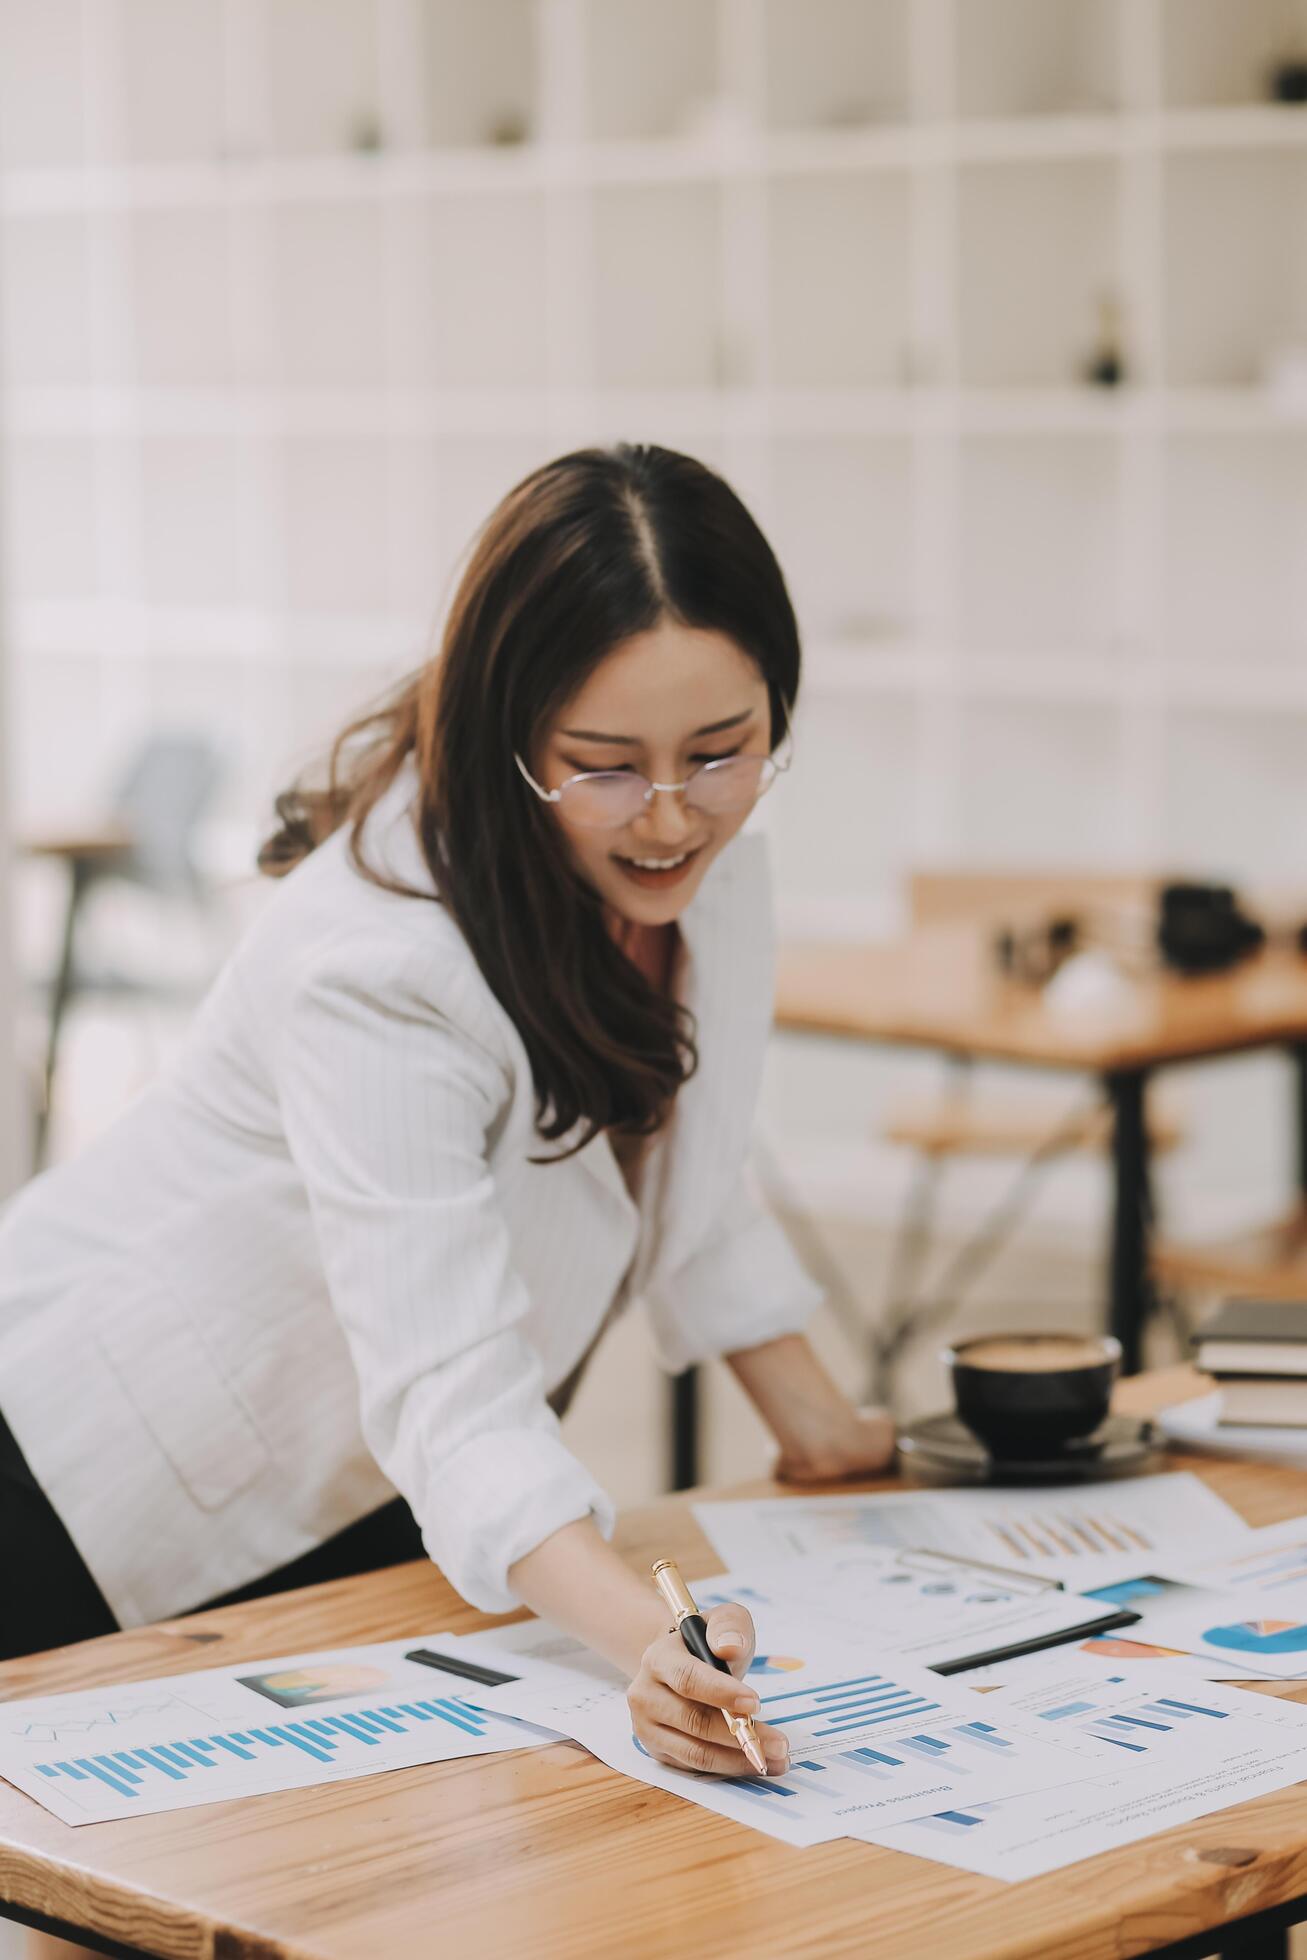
[0, 0, 1304, 1236]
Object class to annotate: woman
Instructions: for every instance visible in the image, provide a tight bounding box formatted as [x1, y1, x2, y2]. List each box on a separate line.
[0, 444, 892, 1799]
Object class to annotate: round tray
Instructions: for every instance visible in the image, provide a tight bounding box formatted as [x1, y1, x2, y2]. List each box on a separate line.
[896, 1410, 1157, 1484]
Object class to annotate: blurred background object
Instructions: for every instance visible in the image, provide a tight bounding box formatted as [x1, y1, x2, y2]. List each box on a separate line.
[2, 0, 1307, 1500]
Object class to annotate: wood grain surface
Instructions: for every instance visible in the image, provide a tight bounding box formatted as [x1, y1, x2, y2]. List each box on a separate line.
[6, 1368, 1307, 1959]
[775, 928, 1307, 1072]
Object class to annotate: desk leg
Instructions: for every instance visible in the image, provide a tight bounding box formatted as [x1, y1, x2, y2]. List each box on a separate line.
[1292, 1040, 1307, 1201]
[669, 1367, 699, 1491]
[1106, 1067, 1155, 1377]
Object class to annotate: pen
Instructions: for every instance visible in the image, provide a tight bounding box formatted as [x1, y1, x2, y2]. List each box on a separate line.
[651, 1557, 769, 1776]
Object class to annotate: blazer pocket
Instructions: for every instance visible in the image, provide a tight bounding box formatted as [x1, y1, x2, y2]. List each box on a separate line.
[93, 1292, 270, 1511]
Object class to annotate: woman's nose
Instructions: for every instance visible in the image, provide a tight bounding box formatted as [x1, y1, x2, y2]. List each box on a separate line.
[633, 783, 697, 846]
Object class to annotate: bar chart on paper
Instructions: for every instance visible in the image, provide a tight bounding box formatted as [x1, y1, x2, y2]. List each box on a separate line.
[0, 1639, 551, 1826]
[1032, 1683, 1231, 1755]
[26, 1700, 517, 1813]
[632, 1662, 1118, 1844]
[694, 1474, 1248, 1584]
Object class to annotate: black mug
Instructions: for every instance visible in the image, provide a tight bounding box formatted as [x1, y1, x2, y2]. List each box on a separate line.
[945, 1332, 1121, 1460]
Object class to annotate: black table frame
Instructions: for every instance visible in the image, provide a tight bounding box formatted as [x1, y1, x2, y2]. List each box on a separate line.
[3, 1866, 1302, 1958]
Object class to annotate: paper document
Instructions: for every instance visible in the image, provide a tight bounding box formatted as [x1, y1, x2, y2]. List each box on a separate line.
[1084, 1569, 1307, 1680]
[0, 1637, 554, 1825]
[1176, 1516, 1307, 1596]
[695, 1474, 1249, 1588]
[452, 1593, 1120, 1848]
[857, 1667, 1307, 1880]
[765, 1545, 1138, 1672]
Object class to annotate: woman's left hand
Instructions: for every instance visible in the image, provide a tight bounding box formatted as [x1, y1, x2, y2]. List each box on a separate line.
[773, 1406, 896, 1485]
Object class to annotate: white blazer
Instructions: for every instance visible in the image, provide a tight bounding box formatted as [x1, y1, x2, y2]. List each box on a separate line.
[0, 769, 820, 1627]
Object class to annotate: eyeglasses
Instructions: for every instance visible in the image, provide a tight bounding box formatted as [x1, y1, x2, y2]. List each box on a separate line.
[514, 700, 794, 833]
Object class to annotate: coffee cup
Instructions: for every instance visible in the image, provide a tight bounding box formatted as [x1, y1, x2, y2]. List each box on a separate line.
[944, 1332, 1121, 1460]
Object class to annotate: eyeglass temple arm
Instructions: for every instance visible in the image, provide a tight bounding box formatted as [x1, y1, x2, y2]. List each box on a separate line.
[513, 753, 560, 802]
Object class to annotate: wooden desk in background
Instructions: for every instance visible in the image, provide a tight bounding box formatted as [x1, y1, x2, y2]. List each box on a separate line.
[5, 1371, 1307, 1959]
[775, 927, 1307, 1374]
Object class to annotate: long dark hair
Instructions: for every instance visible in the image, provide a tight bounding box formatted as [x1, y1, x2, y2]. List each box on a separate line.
[259, 443, 802, 1159]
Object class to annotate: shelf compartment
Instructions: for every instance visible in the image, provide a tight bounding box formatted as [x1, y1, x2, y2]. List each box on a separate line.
[130, 206, 235, 387]
[1162, 431, 1307, 667]
[584, 0, 719, 143]
[770, 435, 915, 645]
[957, 157, 1123, 387]
[0, 212, 99, 386]
[140, 434, 243, 609]
[957, 0, 1121, 121]
[268, 199, 387, 386]
[420, 190, 550, 388]
[956, 697, 1123, 863]
[417, 0, 536, 150]
[119, 0, 227, 163]
[1162, 705, 1307, 881]
[593, 182, 725, 388]
[0, 0, 86, 170]
[762, 0, 911, 133]
[1163, 148, 1307, 388]
[1161, 0, 1307, 111]
[764, 688, 920, 899]
[958, 434, 1123, 657]
[4, 436, 101, 602]
[768, 169, 912, 387]
[265, 0, 383, 158]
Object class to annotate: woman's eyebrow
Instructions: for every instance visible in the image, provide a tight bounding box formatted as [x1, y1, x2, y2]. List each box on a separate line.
[557, 708, 756, 746]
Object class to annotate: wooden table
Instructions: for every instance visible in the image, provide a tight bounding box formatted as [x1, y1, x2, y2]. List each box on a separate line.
[775, 926, 1307, 1373]
[8, 1370, 1307, 1959]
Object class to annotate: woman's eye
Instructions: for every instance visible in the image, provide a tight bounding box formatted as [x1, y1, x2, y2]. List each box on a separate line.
[693, 748, 743, 765]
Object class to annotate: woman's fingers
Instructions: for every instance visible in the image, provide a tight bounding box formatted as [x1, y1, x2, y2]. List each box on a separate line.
[703, 1601, 756, 1676]
[649, 1635, 760, 1715]
[639, 1719, 790, 1779]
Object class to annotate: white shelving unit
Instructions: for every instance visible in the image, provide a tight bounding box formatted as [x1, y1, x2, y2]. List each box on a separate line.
[2, 0, 1307, 936]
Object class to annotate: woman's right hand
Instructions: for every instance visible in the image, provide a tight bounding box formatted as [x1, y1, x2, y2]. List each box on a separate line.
[627, 1601, 791, 1778]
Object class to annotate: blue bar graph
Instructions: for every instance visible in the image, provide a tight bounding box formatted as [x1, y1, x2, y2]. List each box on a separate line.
[1038, 1701, 1096, 1721]
[31, 1697, 509, 1805]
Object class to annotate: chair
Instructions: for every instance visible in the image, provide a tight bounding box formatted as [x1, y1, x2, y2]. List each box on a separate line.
[28, 733, 225, 1167]
[870, 870, 1187, 1405]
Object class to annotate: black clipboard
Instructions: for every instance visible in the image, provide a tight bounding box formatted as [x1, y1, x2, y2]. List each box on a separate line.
[889, 1549, 1143, 1676]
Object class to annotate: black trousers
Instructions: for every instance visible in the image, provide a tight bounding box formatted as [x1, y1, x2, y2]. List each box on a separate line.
[0, 1406, 427, 1664]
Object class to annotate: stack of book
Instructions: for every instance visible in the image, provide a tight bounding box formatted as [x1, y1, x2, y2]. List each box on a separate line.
[1194, 1300, 1307, 1427]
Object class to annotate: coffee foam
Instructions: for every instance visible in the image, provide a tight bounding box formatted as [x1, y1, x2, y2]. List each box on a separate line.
[956, 1335, 1112, 1374]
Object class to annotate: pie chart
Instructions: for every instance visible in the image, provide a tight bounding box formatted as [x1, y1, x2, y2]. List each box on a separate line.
[748, 1654, 805, 1676]
[1203, 1619, 1307, 1655]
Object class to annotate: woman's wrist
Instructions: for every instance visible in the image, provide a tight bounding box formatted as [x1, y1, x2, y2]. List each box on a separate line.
[725, 1333, 894, 1481]
[506, 1515, 668, 1677]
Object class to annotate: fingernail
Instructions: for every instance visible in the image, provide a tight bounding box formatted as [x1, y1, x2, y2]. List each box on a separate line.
[715, 1634, 741, 1652]
[735, 1693, 759, 1715]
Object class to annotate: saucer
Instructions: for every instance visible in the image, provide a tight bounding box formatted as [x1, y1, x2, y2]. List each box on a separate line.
[896, 1411, 1156, 1484]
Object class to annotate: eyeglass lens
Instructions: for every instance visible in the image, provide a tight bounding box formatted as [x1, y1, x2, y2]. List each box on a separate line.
[558, 755, 773, 829]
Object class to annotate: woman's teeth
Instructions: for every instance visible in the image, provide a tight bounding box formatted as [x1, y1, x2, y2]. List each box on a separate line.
[613, 846, 703, 884]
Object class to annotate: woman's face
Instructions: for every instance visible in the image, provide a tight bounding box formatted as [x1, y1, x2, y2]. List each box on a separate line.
[535, 620, 774, 927]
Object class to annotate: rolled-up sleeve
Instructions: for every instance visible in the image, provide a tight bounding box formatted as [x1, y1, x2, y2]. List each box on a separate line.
[276, 936, 615, 1614]
[642, 1156, 823, 1375]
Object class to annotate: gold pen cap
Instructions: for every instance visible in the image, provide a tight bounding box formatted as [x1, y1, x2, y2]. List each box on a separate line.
[651, 1558, 698, 1624]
